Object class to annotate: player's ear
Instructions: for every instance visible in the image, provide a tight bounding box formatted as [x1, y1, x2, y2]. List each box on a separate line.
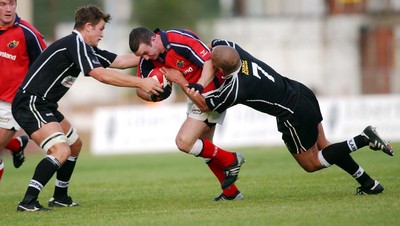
[150, 35, 157, 45]
[84, 22, 95, 32]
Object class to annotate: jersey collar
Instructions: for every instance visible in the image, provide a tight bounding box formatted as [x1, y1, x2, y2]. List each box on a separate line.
[72, 29, 84, 42]
[13, 14, 20, 27]
[154, 28, 171, 50]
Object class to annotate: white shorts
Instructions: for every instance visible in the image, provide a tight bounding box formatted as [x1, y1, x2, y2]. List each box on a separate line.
[0, 101, 21, 130]
[186, 97, 226, 125]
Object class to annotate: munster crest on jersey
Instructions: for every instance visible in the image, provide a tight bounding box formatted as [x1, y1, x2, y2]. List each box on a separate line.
[8, 40, 19, 49]
[176, 60, 184, 68]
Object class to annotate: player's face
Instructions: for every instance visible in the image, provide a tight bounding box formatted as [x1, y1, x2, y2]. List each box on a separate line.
[135, 38, 160, 61]
[86, 20, 106, 47]
[0, 0, 16, 27]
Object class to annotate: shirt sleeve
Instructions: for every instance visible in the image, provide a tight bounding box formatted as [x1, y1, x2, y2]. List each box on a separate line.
[205, 79, 238, 113]
[93, 46, 117, 67]
[69, 38, 106, 76]
[137, 58, 156, 78]
[167, 29, 211, 68]
[21, 20, 47, 67]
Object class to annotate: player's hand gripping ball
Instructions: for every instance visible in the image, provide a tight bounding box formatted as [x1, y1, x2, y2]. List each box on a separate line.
[149, 68, 172, 102]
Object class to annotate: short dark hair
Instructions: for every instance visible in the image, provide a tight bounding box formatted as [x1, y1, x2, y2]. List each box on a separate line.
[129, 27, 155, 53]
[74, 5, 111, 30]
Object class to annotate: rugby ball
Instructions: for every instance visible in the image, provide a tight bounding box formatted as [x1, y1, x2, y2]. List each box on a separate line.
[148, 68, 172, 88]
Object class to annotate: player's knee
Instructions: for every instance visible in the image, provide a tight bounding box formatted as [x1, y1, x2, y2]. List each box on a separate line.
[175, 136, 190, 153]
[67, 127, 82, 155]
[70, 138, 82, 156]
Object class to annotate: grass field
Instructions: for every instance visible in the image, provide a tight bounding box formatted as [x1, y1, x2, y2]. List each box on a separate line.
[0, 144, 399, 226]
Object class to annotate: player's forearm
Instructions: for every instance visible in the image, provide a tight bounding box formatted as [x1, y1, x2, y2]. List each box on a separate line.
[110, 54, 140, 69]
[197, 60, 215, 87]
[176, 77, 210, 112]
[90, 67, 139, 87]
[161, 67, 210, 111]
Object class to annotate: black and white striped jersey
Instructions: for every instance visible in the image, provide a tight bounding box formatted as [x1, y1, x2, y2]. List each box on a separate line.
[206, 39, 301, 120]
[19, 30, 117, 103]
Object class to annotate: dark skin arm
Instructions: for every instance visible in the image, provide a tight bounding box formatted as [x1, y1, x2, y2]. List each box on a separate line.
[160, 67, 210, 111]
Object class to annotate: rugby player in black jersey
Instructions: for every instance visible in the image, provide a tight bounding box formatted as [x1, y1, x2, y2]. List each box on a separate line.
[13, 5, 162, 212]
[162, 39, 394, 196]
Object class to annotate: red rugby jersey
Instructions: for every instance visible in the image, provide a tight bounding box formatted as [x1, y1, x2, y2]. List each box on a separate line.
[138, 28, 222, 93]
[0, 16, 47, 103]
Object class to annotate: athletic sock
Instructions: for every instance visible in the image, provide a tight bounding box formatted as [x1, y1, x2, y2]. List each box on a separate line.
[320, 135, 368, 165]
[196, 139, 235, 167]
[53, 156, 78, 199]
[0, 160, 4, 181]
[21, 155, 60, 203]
[207, 159, 239, 197]
[334, 154, 374, 186]
[5, 137, 21, 153]
[353, 135, 369, 148]
[352, 166, 375, 187]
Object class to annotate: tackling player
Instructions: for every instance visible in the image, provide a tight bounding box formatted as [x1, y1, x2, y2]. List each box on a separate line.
[163, 39, 394, 195]
[14, 5, 163, 212]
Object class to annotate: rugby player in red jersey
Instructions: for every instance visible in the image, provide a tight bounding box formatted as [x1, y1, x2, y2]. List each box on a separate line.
[0, 0, 47, 180]
[129, 27, 245, 201]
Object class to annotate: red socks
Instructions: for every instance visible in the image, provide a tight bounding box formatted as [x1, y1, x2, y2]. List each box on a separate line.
[199, 140, 235, 167]
[199, 139, 238, 196]
[207, 159, 239, 196]
[5, 137, 21, 153]
[0, 161, 4, 181]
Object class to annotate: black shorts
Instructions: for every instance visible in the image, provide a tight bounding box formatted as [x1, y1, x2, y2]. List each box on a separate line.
[276, 84, 323, 154]
[12, 90, 65, 136]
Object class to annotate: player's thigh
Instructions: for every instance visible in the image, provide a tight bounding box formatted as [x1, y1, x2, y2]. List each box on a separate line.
[30, 122, 64, 145]
[199, 125, 215, 141]
[30, 122, 71, 161]
[317, 123, 331, 149]
[176, 117, 209, 149]
[0, 101, 19, 148]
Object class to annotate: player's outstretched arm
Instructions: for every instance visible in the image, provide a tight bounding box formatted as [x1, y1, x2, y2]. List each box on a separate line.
[110, 54, 140, 69]
[161, 67, 210, 111]
[89, 67, 163, 94]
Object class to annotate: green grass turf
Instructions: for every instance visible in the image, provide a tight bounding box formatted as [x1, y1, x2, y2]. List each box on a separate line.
[0, 144, 399, 226]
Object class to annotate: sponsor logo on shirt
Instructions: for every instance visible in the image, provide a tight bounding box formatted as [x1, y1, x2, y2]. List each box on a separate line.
[176, 60, 184, 68]
[0, 51, 16, 60]
[184, 67, 193, 75]
[92, 58, 100, 64]
[241, 60, 249, 75]
[200, 50, 208, 57]
[8, 40, 19, 48]
[61, 76, 77, 88]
